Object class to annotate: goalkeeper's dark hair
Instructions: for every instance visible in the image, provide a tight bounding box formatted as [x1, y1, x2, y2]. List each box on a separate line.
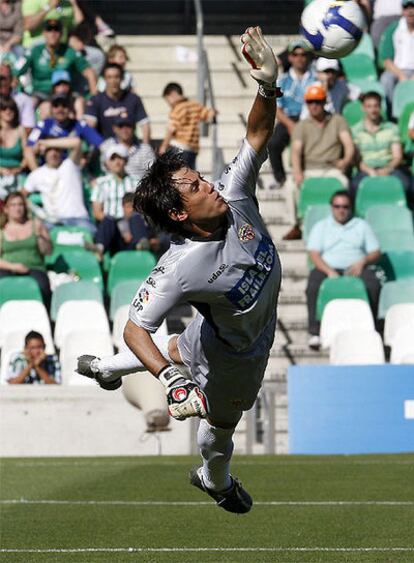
[134, 150, 188, 235]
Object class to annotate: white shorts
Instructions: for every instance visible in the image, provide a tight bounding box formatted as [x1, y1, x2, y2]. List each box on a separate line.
[177, 313, 276, 425]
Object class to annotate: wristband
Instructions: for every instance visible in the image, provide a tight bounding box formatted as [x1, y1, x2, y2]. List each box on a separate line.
[158, 365, 184, 387]
[258, 84, 283, 99]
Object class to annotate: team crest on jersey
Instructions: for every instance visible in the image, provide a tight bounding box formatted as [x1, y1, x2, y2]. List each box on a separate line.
[238, 224, 255, 242]
[138, 288, 150, 304]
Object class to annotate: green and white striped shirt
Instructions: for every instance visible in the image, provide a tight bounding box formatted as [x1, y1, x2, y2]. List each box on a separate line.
[91, 173, 138, 219]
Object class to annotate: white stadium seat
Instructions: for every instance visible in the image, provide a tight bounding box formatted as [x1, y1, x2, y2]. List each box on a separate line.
[390, 325, 414, 364]
[59, 329, 114, 385]
[54, 300, 110, 349]
[320, 299, 375, 349]
[112, 305, 129, 350]
[0, 300, 54, 353]
[330, 329, 385, 365]
[384, 303, 414, 347]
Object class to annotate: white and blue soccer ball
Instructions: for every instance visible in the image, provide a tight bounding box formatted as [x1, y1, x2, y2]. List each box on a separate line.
[300, 0, 366, 59]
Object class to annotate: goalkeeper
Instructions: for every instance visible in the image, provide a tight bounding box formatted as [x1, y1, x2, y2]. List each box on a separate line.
[78, 27, 282, 514]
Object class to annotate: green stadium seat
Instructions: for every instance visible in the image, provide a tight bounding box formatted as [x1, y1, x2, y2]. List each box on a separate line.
[377, 231, 414, 253]
[379, 251, 414, 281]
[378, 279, 414, 318]
[341, 54, 377, 82]
[365, 205, 413, 236]
[0, 276, 43, 306]
[398, 101, 414, 152]
[50, 280, 103, 321]
[343, 100, 364, 127]
[51, 249, 103, 290]
[316, 276, 369, 320]
[355, 176, 407, 217]
[109, 279, 143, 320]
[107, 250, 157, 295]
[298, 177, 343, 219]
[46, 226, 94, 266]
[350, 33, 375, 60]
[392, 81, 414, 119]
[303, 204, 331, 242]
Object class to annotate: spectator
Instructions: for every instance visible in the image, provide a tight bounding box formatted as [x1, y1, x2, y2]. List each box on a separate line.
[15, 18, 97, 103]
[0, 97, 27, 200]
[306, 190, 381, 350]
[22, 136, 94, 233]
[285, 84, 355, 240]
[22, 0, 73, 47]
[0, 0, 24, 61]
[267, 39, 315, 189]
[0, 62, 35, 132]
[97, 45, 135, 93]
[37, 70, 84, 120]
[314, 58, 360, 114]
[371, 0, 402, 48]
[379, 0, 414, 110]
[351, 91, 412, 203]
[84, 63, 150, 141]
[68, 25, 105, 94]
[0, 191, 52, 308]
[100, 116, 155, 179]
[25, 93, 102, 170]
[6, 330, 61, 384]
[159, 82, 216, 169]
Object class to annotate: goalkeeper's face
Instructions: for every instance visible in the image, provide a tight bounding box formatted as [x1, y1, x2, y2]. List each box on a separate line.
[171, 167, 228, 226]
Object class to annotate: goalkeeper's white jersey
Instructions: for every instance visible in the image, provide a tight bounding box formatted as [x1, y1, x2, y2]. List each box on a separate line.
[129, 139, 282, 352]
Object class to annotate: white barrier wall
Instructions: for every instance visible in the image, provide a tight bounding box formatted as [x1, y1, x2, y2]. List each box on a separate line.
[0, 386, 192, 457]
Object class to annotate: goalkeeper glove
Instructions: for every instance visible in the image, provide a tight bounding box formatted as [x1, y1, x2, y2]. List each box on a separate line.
[240, 26, 281, 97]
[158, 365, 208, 421]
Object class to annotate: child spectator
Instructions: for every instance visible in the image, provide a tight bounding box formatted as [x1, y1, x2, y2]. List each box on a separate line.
[97, 45, 135, 93]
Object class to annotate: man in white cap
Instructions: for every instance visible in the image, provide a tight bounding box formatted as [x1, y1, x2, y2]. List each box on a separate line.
[314, 57, 360, 115]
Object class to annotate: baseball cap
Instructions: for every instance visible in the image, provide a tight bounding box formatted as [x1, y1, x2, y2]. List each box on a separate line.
[304, 84, 327, 101]
[52, 70, 71, 86]
[44, 18, 62, 31]
[287, 39, 309, 53]
[315, 57, 340, 72]
[114, 116, 134, 127]
[105, 144, 129, 160]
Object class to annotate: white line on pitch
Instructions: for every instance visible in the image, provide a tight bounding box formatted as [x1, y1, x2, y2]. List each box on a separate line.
[1, 499, 413, 506]
[1, 547, 414, 554]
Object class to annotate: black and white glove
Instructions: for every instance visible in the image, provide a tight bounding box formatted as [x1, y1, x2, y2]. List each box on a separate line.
[158, 365, 208, 421]
[240, 26, 281, 98]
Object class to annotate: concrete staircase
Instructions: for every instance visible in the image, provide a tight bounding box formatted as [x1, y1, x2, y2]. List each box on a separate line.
[122, 34, 329, 453]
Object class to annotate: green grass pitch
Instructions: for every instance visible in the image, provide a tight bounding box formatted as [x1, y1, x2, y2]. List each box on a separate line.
[1, 454, 413, 563]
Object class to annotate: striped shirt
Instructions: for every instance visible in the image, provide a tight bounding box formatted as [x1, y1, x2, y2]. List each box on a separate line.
[352, 120, 401, 169]
[169, 98, 211, 153]
[100, 138, 155, 180]
[5, 352, 61, 384]
[92, 173, 137, 219]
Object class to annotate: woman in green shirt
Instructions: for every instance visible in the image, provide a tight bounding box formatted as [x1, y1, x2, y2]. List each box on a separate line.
[0, 192, 52, 308]
[0, 97, 27, 200]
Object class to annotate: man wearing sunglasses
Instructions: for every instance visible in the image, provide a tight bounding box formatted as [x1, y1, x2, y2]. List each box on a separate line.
[306, 190, 381, 350]
[14, 18, 96, 102]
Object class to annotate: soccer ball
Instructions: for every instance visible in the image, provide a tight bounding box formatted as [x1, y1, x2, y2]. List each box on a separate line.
[300, 0, 366, 59]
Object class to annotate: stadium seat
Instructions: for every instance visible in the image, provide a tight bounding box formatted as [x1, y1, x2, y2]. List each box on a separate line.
[330, 329, 385, 365]
[49, 249, 103, 290]
[46, 226, 94, 265]
[109, 279, 142, 320]
[390, 324, 414, 364]
[342, 100, 364, 127]
[107, 250, 156, 295]
[316, 276, 369, 320]
[0, 276, 43, 307]
[398, 101, 414, 151]
[320, 298, 374, 349]
[350, 32, 375, 60]
[355, 176, 407, 217]
[298, 177, 343, 219]
[392, 80, 414, 119]
[112, 304, 130, 349]
[54, 300, 110, 348]
[60, 329, 114, 384]
[0, 300, 54, 351]
[341, 53, 377, 82]
[378, 279, 414, 319]
[384, 303, 414, 346]
[303, 204, 331, 242]
[365, 205, 413, 237]
[376, 231, 414, 253]
[50, 281, 104, 321]
[379, 251, 414, 281]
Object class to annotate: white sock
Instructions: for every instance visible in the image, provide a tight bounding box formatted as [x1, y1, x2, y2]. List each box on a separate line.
[197, 419, 234, 492]
[97, 334, 174, 380]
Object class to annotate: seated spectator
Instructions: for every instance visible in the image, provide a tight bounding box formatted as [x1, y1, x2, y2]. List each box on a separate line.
[22, 0, 74, 47]
[22, 136, 94, 233]
[68, 24, 105, 95]
[351, 91, 412, 203]
[37, 69, 85, 120]
[97, 45, 135, 93]
[306, 190, 381, 350]
[15, 18, 97, 104]
[314, 58, 360, 114]
[379, 0, 414, 111]
[0, 62, 35, 132]
[285, 84, 355, 240]
[85, 63, 150, 141]
[267, 39, 315, 189]
[0, 0, 24, 62]
[0, 97, 27, 200]
[0, 191, 52, 308]
[100, 116, 155, 179]
[6, 330, 60, 384]
[25, 93, 102, 170]
[159, 82, 216, 169]
[371, 0, 401, 48]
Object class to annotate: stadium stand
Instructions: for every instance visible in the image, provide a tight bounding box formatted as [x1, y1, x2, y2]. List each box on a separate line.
[50, 280, 103, 321]
[329, 329, 385, 365]
[320, 299, 375, 349]
[316, 277, 370, 320]
[384, 303, 414, 347]
[378, 280, 414, 319]
[355, 176, 407, 217]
